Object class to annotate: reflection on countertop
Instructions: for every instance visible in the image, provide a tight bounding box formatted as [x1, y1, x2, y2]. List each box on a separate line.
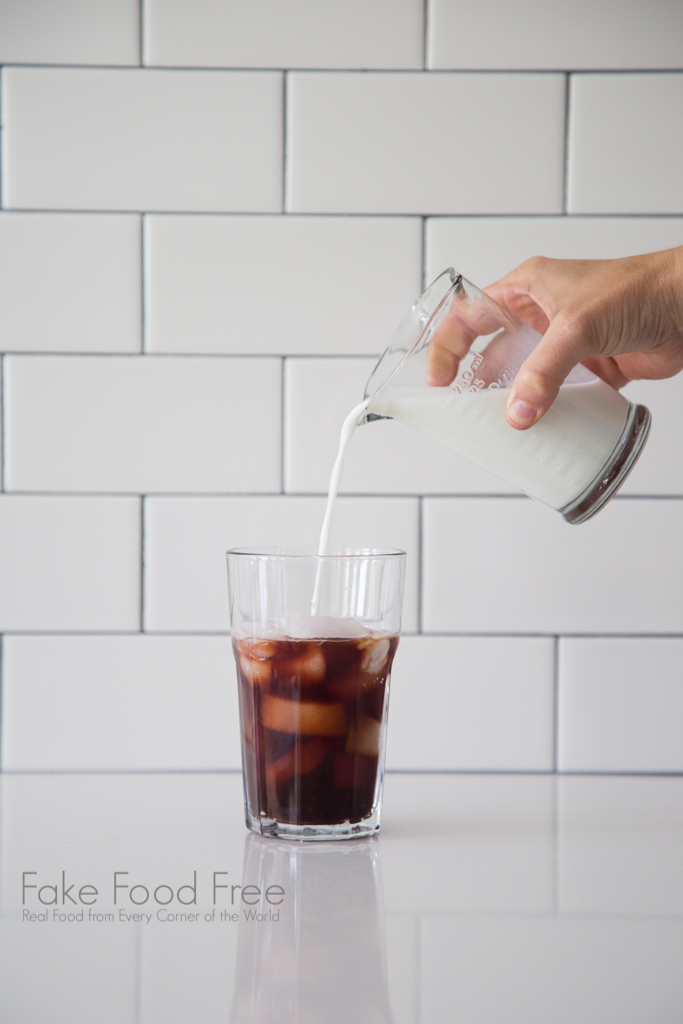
[230, 835, 392, 1023]
[1, 771, 682, 1022]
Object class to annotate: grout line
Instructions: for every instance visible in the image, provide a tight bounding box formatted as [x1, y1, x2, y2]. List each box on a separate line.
[0, 351, 298, 360]
[1, 64, 681, 73]
[421, 216, 427, 289]
[562, 73, 571, 214]
[2, 766, 681, 777]
[0, 768, 240, 775]
[2, 490, 682, 503]
[0, 63, 637, 73]
[139, 0, 145, 67]
[0, 351, 378, 361]
[1, 630, 683, 640]
[282, 72, 288, 213]
[553, 635, 560, 772]
[405, 631, 683, 639]
[1, 622, 683, 638]
[385, 768, 683, 777]
[139, 496, 145, 632]
[0, 631, 234, 638]
[140, 214, 146, 353]
[2, 208, 683, 219]
[423, 0, 429, 70]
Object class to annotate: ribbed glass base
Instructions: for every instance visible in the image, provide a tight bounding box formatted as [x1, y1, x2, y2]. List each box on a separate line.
[246, 808, 381, 842]
[560, 403, 651, 525]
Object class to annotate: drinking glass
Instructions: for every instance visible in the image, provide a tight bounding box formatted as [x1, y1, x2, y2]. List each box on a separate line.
[227, 548, 406, 840]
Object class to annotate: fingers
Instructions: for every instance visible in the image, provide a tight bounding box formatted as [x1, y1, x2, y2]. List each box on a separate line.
[426, 288, 509, 386]
[425, 339, 461, 386]
[506, 312, 592, 429]
[425, 314, 477, 386]
[426, 256, 639, 424]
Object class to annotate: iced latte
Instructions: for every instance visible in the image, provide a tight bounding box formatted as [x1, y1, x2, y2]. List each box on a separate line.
[227, 550, 406, 840]
[234, 623, 399, 832]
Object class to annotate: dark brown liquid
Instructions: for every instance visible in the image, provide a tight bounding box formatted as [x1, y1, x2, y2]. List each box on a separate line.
[234, 632, 399, 826]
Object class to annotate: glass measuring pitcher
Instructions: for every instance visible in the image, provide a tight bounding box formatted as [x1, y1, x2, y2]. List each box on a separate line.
[363, 270, 651, 524]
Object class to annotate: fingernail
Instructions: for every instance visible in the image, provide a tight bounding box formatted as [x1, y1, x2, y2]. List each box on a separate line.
[508, 399, 537, 426]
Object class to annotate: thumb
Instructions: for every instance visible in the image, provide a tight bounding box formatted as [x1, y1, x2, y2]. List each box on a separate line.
[506, 316, 590, 430]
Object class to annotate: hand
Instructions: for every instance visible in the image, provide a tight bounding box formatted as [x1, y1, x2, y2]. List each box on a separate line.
[427, 246, 683, 429]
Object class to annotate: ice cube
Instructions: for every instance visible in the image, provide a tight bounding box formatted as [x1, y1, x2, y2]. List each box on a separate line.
[279, 645, 326, 684]
[262, 695, 347, 736]
[345, 716, 382, 757]
[238, 653, 272, 686]
[359, 636, 391, 674]
[279, 614, 368, 640]
[239, 637, 277, 660]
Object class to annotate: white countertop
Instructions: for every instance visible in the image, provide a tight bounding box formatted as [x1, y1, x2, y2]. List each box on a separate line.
[1, 771, 682, 1022]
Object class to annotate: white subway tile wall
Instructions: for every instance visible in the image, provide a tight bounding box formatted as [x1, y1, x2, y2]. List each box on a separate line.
[427, 0, 683, 70]
[0, 0, 140, 66]
[558, 639, 683, 774]
[0, 3, 681, 772]
[0, 213, 142, 353]
[143, 0, 425, 70]
[567, 74, 683, 214]
[1, 635, 237, 770]
[145, 215, 423, 355]
[0, 496, 141, 632]
[4, 355, 282, 492]
[2, 68, 284, 212]
[286, 72, 566, 214]
[422, 498, 683, 635]
[386, 636, 555, 771]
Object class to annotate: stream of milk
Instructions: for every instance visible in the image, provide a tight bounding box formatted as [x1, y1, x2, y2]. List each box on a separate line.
[311, 399, 369, 613]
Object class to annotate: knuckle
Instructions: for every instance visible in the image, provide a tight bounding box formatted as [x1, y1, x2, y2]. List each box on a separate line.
[553, 306, 596, 355]
[517, 364, 558, 396]
[523, 254, 550, 274]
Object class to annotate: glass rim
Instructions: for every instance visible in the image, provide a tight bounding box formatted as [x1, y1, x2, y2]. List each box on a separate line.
[226, 546, 406, 560]
[363, 268, 461, 405]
